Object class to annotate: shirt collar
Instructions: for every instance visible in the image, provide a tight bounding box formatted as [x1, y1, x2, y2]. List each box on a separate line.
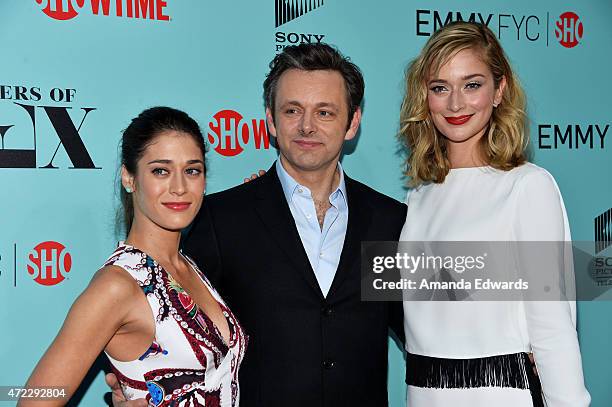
[275, 159, 347, 204]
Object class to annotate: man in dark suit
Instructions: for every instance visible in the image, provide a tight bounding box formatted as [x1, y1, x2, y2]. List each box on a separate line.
[108, 43, 406, 407]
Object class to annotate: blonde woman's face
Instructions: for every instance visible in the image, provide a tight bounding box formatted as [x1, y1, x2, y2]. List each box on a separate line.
[427, 48, 505, 154]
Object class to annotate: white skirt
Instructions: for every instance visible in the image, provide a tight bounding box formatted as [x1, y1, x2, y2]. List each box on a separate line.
[408, 386, 537, 407]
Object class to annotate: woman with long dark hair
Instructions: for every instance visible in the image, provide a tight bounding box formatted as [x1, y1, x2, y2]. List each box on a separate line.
[21, 107, 246, 407]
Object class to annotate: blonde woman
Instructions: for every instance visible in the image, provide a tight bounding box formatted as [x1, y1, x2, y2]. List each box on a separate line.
[398, 22, 590, 406]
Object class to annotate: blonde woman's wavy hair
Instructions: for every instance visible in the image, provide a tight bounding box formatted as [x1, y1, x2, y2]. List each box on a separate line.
[399, 21, 527, 187]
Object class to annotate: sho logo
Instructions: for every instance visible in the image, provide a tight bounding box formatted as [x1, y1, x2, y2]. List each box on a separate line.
[555, 12, 583, 48]
[207, 110, 270, 157]
[36, 0, 85, 20]
[595, 208, 612, 255]
[35, 0, 170, 21]
[27, 241, 72, 286]
[275, 0, 324, 28]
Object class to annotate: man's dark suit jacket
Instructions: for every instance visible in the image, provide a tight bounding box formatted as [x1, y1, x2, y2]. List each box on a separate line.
[182, 164, 407, 407]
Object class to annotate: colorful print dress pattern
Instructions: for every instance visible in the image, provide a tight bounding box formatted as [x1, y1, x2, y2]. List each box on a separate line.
[103, 243, 247, 406]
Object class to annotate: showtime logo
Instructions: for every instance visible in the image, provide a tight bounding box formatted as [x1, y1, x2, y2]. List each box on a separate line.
[27, 241, 72, 286]
[555, 12, 583, 48]
[35, 0, 170, 21]
[207, 110, 270, 157]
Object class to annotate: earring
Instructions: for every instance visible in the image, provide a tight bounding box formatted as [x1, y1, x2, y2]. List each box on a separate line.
[125, 186, 133, 193]
[493, 102, 499, 108]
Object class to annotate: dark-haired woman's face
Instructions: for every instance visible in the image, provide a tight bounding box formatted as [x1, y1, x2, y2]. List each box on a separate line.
[123, 131, 205, 232]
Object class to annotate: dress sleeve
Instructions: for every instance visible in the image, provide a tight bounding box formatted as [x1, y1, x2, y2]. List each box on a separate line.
[513, 169, 591, 407]
[404, 188, 413, 206]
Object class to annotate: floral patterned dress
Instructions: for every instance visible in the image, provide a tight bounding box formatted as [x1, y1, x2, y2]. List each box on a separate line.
[103, 242, 247, 407]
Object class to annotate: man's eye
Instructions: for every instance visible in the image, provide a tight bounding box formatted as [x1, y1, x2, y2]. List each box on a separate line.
[318, 111, 334, 117]
[152, 168, 168, 175]
[186, 168, 202, 176]
[285, 108, 298, 114]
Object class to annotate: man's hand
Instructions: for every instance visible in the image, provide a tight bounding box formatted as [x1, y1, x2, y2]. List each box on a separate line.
[105, 373, 147, 407]
[243, 170, 266, 183]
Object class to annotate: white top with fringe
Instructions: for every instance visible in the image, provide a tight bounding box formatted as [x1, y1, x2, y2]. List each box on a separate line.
[400, 162, 590, 407]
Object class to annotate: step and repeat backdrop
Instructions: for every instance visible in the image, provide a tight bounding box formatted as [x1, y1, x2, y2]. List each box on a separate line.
[1, 0, 611, 405]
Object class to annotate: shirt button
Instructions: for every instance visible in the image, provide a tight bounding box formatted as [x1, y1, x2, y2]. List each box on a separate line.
[298, 188, 303, 193]
[319, 252, 323, 258]
[306, 214, 312, 219]
[323, 360, 335, 369]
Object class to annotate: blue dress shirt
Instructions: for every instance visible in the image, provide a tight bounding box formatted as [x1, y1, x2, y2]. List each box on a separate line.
[275, 160, 348, 297]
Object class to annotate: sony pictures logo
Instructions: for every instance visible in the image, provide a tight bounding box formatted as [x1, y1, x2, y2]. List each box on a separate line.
[595, 208, 612, 255]
[274, 0, 326, 52]
[34, 0, 170, 21]
[275, 0, 324, 28]
[593, 208, 612, 287]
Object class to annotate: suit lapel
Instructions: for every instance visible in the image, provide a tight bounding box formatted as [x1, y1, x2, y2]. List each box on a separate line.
[253, 164, 324, 298]
[327, 176, 372, 298]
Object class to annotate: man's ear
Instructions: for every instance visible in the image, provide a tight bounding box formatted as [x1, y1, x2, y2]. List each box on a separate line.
[266, 107, 277, 138]
[344, 107, 362, 141]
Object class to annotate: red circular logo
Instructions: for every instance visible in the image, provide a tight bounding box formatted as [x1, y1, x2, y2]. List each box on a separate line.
[36, 0, 85, 21]
[207, 109, 271, 157]
[208, 110, 250, 157]
[27, 241, 72, 286]
[555, 12, 583, 48]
